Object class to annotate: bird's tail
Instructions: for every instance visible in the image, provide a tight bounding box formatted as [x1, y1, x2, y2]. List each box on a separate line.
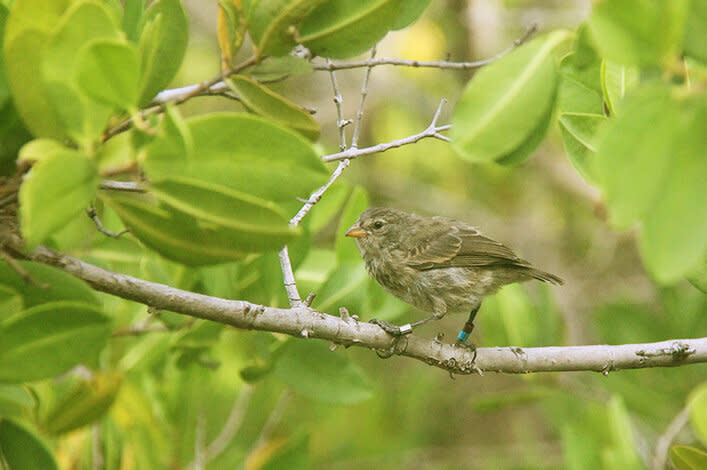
[521, 267, 564, 285]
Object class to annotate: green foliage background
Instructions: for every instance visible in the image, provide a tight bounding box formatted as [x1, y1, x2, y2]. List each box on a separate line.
[0, 0, 705, 469]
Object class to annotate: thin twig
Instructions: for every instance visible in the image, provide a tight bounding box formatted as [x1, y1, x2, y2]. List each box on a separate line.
[312, 24, 538, 72]
[278, 245, 302, 307]
[322, 99, 450, 162]
[288, 160, 350, 227]
[328, 59, 349, 151]
[99, 181, 145, 192]
[206, 385, 254, 461]
[351, 47, 376, 149]
[0, 248, 49, 288]
[86, 207, 129, 238]
[193, 410, 206, 470]
[91, 424, 104, 470]
[651, 404, 691, 470]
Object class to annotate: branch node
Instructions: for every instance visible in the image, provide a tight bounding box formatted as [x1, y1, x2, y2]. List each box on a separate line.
[304, 292, 316, 307]
[300, 329, 310, 338]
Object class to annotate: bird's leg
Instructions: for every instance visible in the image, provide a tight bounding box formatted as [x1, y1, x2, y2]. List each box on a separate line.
[455, 303, 480, 359]
[370, 306, 447, 337]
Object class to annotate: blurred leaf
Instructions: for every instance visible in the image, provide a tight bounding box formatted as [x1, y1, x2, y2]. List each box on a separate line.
[312, 262, 368, 315]
[18, 149, 99, 248]
[274, 340, 373, 404]
[137, 0, 188, 105]
[0, 385, 33, 417]
[0, 419, 58, 470]
[227, 75, 320, 140]
[306, 182, 352, 234]
[684, 1, 707, 64]
[588, 0, 689, 66]
[392, 0, 430, 30]
[0, 101, 33, 175]
[16, 138, 66, 163]
[43, 372, 122, 435]
[248, 0, 325, 57]
[260, 433, 311, 470]
[472, 386, 556, 413]
[600, 60, 639, 115]
[248, 55, 314, 82]
[688, 261, 707, 293]
[122, 0, 146, 42]
[299, 0, 402, 59]
[689, 383, 707, 446]
[670, 445, 707, 470]
[558, 113, 605, 182]
[76, 39, 141, 110]
[562, 424, 601, 470]
[0, 261, 99, 309]
[335, 186, 369, 263]
[0, 285, 22, 317]
[0, 301, 110, 382]
[496, 91, 556, 166]
[218, 0, 246, 69]
[451, 32, 570, 162]
[602, 395, 643, 470]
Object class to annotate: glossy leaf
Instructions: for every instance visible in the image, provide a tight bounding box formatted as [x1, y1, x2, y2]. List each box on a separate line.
[137, 0, 188, 105]
[588, 0, 689, 66]
[299, 0, 402, 58]
[273, 340, 373, 404]
[227, 75, 319, 140]
[0, 419, 58, 470]
[335, 186, 369, 263]
[43, 372, 122, 435]
[248, 0, 325, 57]
[451, 31, 570, 162]
[670, 445, 707, 470]
[0, 301, 110, 383]
[76, 39, 141, 110]
[600, 60, 639, 115]
[19, 149, 99, 248]
[558, 113, 605, 182]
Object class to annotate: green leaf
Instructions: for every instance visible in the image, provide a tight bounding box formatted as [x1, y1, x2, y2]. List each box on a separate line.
[684, 1, 707, 64]
[274, 340, 373, 404]
[0, 301, 110, 383]
[17, 138, 67, 163]
[600, 60, 639, 115]
[0, 261, 100, 309]
[451, 31, 570, 162]
[137, 0, 188, 105]
[0, 419, 58, 470]
[392, 0, 430, 30]
[306, 182, 351, 233]
[248, 0, 326, 57]
[670, 445, 707, 470]
[217, 0, 247, 66]
[595, 87, 707, 282]
[312, 262, 368, 315]
[76, 39, 141, 110]
[335, 185, 369, 263]
[101, 192, 250, 265]
[0, 385, 33, 417]
[558, 113, 605, 182]
[588, 0, 689, 66]
[3, 29, 64, 138]
[2, 0, 71, 46]
[689, 383, 707, 446]
[42, 372, 122, 435]
[19, 149, 99, 248]
[122, 0, 146, 42]
[227, 75, 320, 140]
[261, 433, 311, 470]
[299, 0, 402, 59]
[248, 55, 314, 82]
[603, 395, 643, 470]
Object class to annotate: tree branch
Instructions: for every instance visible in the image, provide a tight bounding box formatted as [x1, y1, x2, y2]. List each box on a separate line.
[17, 243, 707, 376]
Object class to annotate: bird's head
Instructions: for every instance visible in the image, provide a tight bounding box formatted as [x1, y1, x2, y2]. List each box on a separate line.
[345, 207, 409, 257]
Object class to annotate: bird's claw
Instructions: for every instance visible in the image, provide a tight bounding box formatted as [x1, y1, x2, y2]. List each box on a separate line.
[454, 340, 478, 362]
[370, 318, 413, 336]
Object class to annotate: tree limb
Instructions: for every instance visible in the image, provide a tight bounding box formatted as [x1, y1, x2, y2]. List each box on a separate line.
[17, 243, 707, 376]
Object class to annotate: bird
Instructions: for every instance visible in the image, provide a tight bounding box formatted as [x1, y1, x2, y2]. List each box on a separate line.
[345, 207, 563, 351]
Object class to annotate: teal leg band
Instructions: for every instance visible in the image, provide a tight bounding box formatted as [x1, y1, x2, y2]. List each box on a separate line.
[457, 330, 470, 342]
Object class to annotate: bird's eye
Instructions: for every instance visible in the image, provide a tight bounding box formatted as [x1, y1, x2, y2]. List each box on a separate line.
[372, 220, 384, 230]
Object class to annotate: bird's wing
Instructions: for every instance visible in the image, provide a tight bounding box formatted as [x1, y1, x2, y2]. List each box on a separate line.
[405, 223, 527, 271]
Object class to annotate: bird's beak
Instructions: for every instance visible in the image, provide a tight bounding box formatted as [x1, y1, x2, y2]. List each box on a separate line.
[345, 224, 367, 238]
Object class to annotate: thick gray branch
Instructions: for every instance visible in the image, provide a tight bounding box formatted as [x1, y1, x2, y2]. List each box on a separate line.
[22, 244, 707, 376]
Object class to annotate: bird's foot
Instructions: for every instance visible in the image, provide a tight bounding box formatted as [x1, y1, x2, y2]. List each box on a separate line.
[454, 338, 478, 362]
[370, 318, 413, 336]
